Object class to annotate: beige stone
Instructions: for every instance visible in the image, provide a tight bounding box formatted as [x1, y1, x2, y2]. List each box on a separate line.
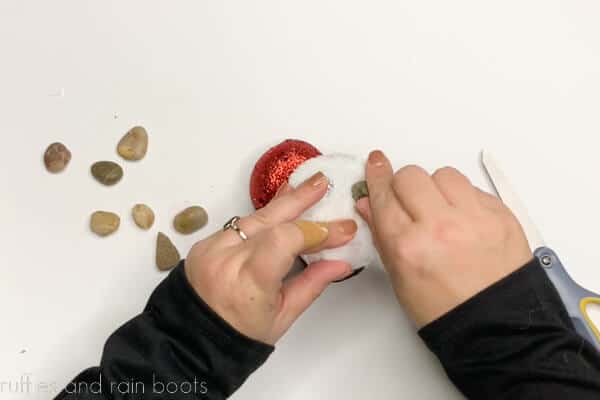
[132, 204, 155, 230]
[117, 126, 148, 161]
[90, 211, 120, 236]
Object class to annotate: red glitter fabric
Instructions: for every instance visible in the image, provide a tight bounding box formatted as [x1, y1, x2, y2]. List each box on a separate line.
[250, 139, 321, 209]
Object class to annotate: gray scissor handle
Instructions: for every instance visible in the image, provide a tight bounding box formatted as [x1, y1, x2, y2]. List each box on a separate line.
[534, 247, 600, 351]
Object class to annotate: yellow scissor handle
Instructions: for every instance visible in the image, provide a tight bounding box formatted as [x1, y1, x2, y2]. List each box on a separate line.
[579, 297, 600, 344]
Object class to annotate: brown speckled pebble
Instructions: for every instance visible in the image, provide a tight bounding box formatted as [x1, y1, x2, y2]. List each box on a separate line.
[44, 142, 71, 173]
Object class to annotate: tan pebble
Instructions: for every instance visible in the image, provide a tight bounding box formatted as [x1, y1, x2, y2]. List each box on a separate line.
[44, 142, 71, 173]
[90, 211, 120, 236]
[156, 232, 180, 270]
[132, 204, 155, 230]
[173, 206, 208, 234]
[117, 126, 148, 161]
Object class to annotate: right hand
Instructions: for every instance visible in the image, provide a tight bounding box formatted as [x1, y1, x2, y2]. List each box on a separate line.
[356, 150, 533, 328]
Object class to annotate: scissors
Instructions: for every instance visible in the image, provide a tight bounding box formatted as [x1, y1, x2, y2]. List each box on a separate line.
[481, 150, 600, 351]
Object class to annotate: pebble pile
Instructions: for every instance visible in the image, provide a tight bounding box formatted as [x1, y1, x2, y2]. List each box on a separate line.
[44, 125, 208, 271]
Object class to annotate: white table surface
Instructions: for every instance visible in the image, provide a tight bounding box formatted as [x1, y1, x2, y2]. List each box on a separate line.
[2, 1, 600, 399]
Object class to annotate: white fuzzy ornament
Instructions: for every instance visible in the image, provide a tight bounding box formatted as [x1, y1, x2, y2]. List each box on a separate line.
[288, 153, 380, 271]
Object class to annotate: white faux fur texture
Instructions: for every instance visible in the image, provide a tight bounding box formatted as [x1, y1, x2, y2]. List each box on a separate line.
[288, 153, 380, 270]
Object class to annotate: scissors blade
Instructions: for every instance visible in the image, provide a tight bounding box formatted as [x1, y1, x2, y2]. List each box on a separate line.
[481, 150, 546, 251]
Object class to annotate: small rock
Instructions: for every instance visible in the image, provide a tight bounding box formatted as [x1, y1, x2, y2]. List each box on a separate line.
[91, 161, 123, 185]
[117, 126, 148, 161]
[44, 142, 71, 173]
[173, 206, 208, 234]
[132, 204, 155, 230]
[90, 211, 120, 236]
[351, 180, 369, 201]
[156, 232, 180, 270]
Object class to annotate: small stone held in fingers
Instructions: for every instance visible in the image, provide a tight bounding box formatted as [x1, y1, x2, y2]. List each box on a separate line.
[351, 180, 369, 201]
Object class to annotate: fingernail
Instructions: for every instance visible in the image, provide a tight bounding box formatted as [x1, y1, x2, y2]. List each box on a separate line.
[306, 171, 328, 188]
[294, 220, 329, 249]
[336, 219, 358, 235]
[368, 150, 385, 167]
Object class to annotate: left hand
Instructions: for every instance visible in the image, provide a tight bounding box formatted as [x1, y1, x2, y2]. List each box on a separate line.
[185, 172, 357, 345]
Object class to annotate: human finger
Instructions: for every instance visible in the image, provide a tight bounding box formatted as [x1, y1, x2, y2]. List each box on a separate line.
[432, 167, 480, 209]
[218, 172, 329, 246]
[274, 260, 352, 335]
[246, 219, 355, 283]
[392, 165, 449, 220]
[366, 150, 411, 233]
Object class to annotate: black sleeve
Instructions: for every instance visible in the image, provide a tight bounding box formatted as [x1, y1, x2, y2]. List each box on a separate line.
[419, 258, 600, 399]
[55, 261, 273, 400]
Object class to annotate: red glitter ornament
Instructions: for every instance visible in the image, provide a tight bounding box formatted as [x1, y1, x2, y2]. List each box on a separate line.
[250, 139, 321, 209]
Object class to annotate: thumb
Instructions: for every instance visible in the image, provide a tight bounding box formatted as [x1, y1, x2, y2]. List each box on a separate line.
[276, 260, 352, 333]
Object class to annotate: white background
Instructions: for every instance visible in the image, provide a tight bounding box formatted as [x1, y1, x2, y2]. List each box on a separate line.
[1, 1, 600, 399]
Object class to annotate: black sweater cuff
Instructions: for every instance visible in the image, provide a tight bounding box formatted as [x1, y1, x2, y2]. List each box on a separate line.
[148, 261, 274, 360]
[144, 261, 274, 394]
[418, 258, 600, 399]
[57, 260, 274, 400]
[418, 258, 565, 353]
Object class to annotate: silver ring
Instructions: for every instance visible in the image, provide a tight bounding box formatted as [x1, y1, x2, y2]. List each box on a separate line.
[223, 216, 248, 241]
